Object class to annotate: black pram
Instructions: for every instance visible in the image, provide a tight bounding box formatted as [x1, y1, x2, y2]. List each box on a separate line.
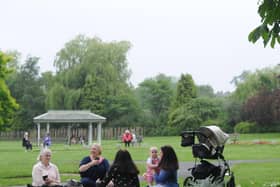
[180, 126, 235, 187]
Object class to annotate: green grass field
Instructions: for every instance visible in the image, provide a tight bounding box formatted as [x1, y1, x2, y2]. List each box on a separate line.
[0, 133, 279, 186]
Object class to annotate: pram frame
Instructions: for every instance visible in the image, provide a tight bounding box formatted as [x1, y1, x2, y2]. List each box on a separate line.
[180, 126, 235, 187]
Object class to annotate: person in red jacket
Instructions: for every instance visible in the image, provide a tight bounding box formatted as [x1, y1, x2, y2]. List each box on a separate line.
[122, 130, 132, 147]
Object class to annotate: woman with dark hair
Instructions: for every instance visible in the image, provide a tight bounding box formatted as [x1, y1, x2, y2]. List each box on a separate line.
[97, 149, 140, 187]
[154, 145, 179, 187]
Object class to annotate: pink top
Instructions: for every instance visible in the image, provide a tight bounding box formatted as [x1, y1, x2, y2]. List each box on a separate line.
[32, 162, 60, 186]
[146, 157, 160, 176]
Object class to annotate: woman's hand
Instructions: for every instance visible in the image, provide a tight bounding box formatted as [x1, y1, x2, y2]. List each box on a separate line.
[90, 159, 100, 166]
[44, 177, 52, 185]
[79, 157, 100, 172]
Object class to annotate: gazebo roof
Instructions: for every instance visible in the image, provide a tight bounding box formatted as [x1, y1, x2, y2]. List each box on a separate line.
[33, 110, 106, 123]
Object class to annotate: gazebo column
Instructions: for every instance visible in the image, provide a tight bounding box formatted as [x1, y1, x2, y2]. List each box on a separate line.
[46, 123, 50, 133]
[97, 122, 102, 144]
[37, 123, 40, 146]
[88, 123, 92, 146]
[67, 125, 71, 145]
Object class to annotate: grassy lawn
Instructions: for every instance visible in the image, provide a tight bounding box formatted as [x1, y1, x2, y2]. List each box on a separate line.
[0, 133, 279, 186]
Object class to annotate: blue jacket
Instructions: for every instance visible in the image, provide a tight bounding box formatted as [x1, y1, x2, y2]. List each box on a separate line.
[154, 169, 179, 187]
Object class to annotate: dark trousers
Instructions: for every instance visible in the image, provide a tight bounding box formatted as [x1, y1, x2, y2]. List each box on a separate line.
[81, 177, 96, 187]
[124, 141, 131, 147]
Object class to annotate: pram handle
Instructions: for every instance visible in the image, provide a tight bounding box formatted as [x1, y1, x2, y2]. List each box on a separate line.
[180, 131, 209, 139]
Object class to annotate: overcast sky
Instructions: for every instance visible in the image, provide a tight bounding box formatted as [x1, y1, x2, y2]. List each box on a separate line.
[1, 0, 280, 92]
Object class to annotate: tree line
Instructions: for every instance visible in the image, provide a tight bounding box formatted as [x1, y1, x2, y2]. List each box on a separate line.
[1, 35, 280, 135]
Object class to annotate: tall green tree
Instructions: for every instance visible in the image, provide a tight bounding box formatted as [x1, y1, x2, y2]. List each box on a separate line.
[0, 52, 18, 130]
[197, 85, 215, 98]
[54, 35, 89, 72]
[249, 0, 280, 48]
[81, 74, 106, 113]
[232, 66, 280, 103]
[136, 74, 175, 134]
[138, 74, 174, 115]
[174, 73, 197, 107]
[168, 74, 224, 132]
[104, 93, 141, 127]
[7, 56, 45, 130]
[48, 35, 141, 127]
[46, 83, 66, 109]
[169, 98, 221, 132]
[49, 35, 132, 113]
[41, 71, 55, 93]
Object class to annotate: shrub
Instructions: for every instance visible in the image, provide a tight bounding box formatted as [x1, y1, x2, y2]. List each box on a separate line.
[234, 121, 256, 133]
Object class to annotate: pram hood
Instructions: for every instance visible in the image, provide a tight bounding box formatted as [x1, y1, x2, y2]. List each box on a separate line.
[198, 126, 229, 149]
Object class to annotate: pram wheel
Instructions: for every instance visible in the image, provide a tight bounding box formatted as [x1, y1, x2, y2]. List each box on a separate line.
[183, 176, 194, 187]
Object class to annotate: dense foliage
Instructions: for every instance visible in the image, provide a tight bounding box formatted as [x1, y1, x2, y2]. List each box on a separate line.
[0, 52, 18, 130]
[3, 34, 280, 134]
[249, 0, 280, 48]
[49, 35, 140, 127]
[242, 89, 280, 131]
[6, 56, 45, 130]
[135, 74, 175, 135]
[230, 66, 280, 132]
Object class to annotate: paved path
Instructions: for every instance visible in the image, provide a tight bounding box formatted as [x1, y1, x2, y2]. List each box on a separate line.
[177, 158, 280, 178]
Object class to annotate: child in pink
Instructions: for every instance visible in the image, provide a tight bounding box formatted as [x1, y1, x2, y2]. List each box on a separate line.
[144, 146, 160, 187]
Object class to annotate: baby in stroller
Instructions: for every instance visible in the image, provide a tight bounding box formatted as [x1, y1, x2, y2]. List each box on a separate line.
[180, 126, 235, 187]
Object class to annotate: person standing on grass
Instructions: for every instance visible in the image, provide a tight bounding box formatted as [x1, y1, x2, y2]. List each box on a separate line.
[154, 145, 179, 187]
[32, 148, 61, 187]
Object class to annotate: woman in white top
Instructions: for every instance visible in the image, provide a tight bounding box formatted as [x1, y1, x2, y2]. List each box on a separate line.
[32, 148, 61, 187]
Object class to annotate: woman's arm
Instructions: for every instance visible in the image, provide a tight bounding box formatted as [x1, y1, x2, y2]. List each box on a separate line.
[79, 159, 99, 172]
[147, 162, 158, 169]
[154, 169, 170, 184]
[32, 165, 44, 186]
[53, 165, 61, 184]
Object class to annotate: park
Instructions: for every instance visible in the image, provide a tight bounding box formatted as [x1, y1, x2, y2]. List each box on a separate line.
[1, 1, 280, 187]
[0, 132, 280, 186]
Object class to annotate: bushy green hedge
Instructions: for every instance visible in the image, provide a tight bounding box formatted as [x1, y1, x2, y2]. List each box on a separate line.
[234, 121, 256, 133]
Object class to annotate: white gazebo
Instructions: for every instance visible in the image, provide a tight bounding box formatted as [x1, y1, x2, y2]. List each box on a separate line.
[33, 110, 106, 146]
